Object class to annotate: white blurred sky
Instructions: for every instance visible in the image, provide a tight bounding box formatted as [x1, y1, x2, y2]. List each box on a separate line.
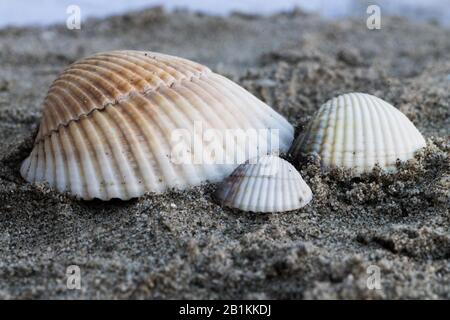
[0, 0, 448, 27]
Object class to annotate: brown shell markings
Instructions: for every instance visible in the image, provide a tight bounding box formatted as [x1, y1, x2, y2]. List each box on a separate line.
[21, 50, 294, 200]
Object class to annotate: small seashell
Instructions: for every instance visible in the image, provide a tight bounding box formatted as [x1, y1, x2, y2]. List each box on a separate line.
[20, 51, 294, 200]
[215, 155, 312, 213]
[290, 92, 426, 173]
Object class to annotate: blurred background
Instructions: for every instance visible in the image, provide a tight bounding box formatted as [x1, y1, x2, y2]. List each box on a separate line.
[1, 0, 449, 27]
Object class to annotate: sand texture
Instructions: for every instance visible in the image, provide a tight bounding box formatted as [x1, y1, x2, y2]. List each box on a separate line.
[0, 8, 449, 299]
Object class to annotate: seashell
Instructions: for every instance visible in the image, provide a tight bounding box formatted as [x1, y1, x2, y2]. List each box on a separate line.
[215, 155, 312, 212]
[20, 51, 294, 200]
[290, 92, 426, 173]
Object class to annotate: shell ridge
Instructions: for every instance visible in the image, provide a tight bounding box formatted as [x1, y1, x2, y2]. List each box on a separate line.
[140, 92, 193, 185]
[39, 96, 64, 151]
[103, 108, 146, 198]
[40, 84, 92, 143]
[45, 79, 100, 131]
[85, 113, 120, 197]
[234, 168, 253, 211]
[343, 94, 353, 167]
[282, 162, 290, 210]
[321, 99, 335, 166]
[250, 164, 264, 211]
[186, 79, 251, 163]
[219, 74, 294, 134]
[243, 165, 258, 211]
[60, 129, 81, 196]
[34, 141, 45, 182]
[84, 55, 176, 87]
[193, 76, 254, 130]
[69, 121, 103, 199]
[123, 53, 199, 77]
[383, 98, 406, 163]
[209, 75, 275, 129]
[271, 158, 280, 212]
[69, 61, 145, 93]
[364, 93, 381, 168]
[47, 87, 86, 126]
[307, 105, 323, 154]
[376, 96, 400, 165]
[296, 103, 323, 156]
[20, 150, 32, 181]
[78, 116, 113, 199]
[255, 161, 269, 212]
[52, 78, 104, 113]
[35, 69, 212, 145]
[229, 75, 293, 132]
[156, 88, 206, 185]
[43, 138, 54, 186]
[56, 130, 74, 192]
[118, 100, 162, 191]
[56, 74, 110, 107]
[290, 164, 301, 209]
[199, 76, 266, 158]
[96, 52, 209, 90]
[177, 82, 239, 165]
[355, 93, 369, 169]
[267, 158, 281, 211]
[39, 142, 49, 182]
[331, 96, 343, 167]
[209, 75, 287, 154]
[68, 122, 98, 197]
[125, 98, 167, 192]
[220, 168, 242, 207]
[241, 164, 257, 211]
[350, 94, 359, 169]
[105, 50, 210, 74]
[181, 86, 244, 169]
[51, 134, 66, 192]
[224, 174, 242, 209]
[63, 66, 129, 100]
[371, 95, 393, 167]
[259, 166, 271, 212]
[136, 94, 183, 188]
[24, 152, 33, 181]
[352, 93, 362, 168]
[279, 160, 289, 210]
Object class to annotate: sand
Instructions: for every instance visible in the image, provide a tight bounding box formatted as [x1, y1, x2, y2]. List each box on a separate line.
[0, 7, 449, 299]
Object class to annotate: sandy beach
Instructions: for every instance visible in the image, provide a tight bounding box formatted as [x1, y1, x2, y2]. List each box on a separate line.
[0, 7, 449, 299]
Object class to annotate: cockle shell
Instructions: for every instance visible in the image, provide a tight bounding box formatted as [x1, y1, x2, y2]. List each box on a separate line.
[20, 51, 294, 200]
[290, 92, 426, 173]
[215, 155, 312, 212]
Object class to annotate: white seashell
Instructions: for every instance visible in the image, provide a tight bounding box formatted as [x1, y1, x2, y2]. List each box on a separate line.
[20, 50, 294, 200]
[215, 155, 312, 213]
[290, 92, 426, 173]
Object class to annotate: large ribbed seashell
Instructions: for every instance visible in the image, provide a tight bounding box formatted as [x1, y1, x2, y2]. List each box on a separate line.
[290, 92, 426, 173]
[215, 155, 312, 213]
[20, 51, 294, 200]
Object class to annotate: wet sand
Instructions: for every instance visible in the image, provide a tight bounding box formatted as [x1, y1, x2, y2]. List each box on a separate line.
[0, 7, 449, 299]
